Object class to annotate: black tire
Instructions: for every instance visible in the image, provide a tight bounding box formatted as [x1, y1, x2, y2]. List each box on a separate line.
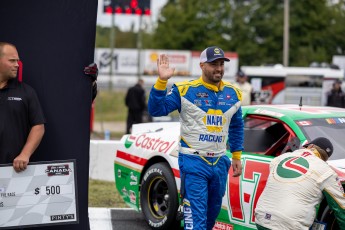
[140, 162, 180, 229]
[319, 205, 340, 230]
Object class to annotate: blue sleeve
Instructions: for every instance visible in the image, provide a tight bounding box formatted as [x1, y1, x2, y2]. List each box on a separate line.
[228, 107, 244, 152]
[148, 85, 181, 117]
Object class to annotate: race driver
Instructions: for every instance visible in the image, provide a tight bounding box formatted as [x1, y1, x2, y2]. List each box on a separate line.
[148, 46, 244, 230]
[255, 137, 345, 230]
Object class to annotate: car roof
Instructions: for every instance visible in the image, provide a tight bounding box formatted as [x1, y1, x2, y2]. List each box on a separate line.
[242, 104, 345, 120]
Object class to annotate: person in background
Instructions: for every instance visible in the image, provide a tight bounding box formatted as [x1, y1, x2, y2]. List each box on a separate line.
[233, 70, 253, 106]
[125, 78, 146, 134]
[255, 137, 345, 230]
[326, 79, 345, 108]
[0, 42, 45, 172]
[148, 46, 244, 230]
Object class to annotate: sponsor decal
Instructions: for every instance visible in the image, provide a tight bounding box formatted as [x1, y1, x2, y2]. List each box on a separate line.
[50, 214, 75, 221]
[125, 135, 137, 148]
[297, 120, 312, 126]
[45, 164, 71, 176]
[202, 109, 225, 132]
[206, 114, 223, 126]
[118, 170, 128, 179]
[213, 221, 234, 230]
[218, 101, 226, 105]
[7, 97, 22, 101]
[124, 134, 176, 153]
[194, 99, 202, 106]
[149, 216, 167, 228]
[0, 187, 5, 193]
[336, 177, 345, 194]
[204, 100, 212, 106]
[129, 172, 138, 186]
[144, 168, 162, 181]
[121, 187, 128, 196]
[184, 206, 193, 230]
[129, 190, 136, 204]
[326, 118, 345, 124]
[199, 134, 224, 143]
[228, 158, 271, 224]
[265, 213, 272, 220]
[196, 92, 209, 98]
[167, 88, 174, 95]
[276, 156, 309, 178]
[226, 95, 231, 99]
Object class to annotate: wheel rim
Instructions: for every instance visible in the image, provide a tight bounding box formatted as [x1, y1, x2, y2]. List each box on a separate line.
[148, 177, 170, 218]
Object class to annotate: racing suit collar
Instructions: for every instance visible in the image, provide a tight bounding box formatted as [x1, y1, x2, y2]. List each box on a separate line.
[199, 77, 224, 92]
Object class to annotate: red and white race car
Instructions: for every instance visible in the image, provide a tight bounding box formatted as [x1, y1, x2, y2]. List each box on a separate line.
[114, 105, 345, 229]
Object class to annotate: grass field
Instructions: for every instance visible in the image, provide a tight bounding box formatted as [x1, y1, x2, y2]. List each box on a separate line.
[91, 89, 128, 139]
[94, 90, 127, 122]
[88, 179, 127, 208]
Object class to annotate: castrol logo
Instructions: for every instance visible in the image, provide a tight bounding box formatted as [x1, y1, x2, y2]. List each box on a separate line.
[125, 134, 176, 154]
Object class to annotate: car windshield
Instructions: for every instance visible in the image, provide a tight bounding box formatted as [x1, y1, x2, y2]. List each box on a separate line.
[296, 118, 345, 160]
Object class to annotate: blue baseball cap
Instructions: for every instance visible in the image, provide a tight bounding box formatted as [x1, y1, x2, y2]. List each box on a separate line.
[200, 46, 230, 63]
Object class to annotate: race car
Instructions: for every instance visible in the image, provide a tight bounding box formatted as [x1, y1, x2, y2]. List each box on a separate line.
[114, 105, 345, 230]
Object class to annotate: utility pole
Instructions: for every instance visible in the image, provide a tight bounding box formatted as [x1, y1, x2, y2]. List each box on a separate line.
[283, 0, 290, 67]
[109, 12, 116, 91]
[137, 15, 143, 80]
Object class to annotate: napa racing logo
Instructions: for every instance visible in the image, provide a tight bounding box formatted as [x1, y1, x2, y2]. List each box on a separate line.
[199, 109, 225, 143]
[202, 109, 225, 132]
[276, 156, 309, 179]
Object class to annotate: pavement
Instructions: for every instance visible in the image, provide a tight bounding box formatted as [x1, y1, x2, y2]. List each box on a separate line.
[89, 208, 150, 230]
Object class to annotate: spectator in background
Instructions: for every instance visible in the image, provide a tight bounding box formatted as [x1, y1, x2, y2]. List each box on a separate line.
[0, 42, 45, 172]
[233, 70, 253, 106]
[125, 78, 146, 134]
[326, 79, 345, 108]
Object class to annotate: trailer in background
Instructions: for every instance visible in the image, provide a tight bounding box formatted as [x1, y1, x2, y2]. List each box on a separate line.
[241, 65, 345, 106]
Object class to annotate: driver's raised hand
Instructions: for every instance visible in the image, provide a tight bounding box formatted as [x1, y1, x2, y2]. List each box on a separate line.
[157, 54, 175, 81]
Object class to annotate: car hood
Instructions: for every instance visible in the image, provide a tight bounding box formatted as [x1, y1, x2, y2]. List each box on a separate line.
[328, 159, 345, 182]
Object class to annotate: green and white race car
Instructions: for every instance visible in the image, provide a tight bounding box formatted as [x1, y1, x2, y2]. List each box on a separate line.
[114, 105, 345, 229]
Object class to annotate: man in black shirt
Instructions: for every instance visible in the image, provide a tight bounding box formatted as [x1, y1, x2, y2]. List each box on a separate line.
[326, 79, 345, 108]
[125, 79, 146, 134]
[0, 42, 46, 172]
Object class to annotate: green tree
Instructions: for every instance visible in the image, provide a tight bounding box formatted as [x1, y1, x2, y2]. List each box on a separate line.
[151, 0, 232, 50]
[289, 0, 339, 66]
[97, 1, 345, 67]
[150, 0, 345, 66]
[96, 24, 154, 49]
[229, 0, 284, 66]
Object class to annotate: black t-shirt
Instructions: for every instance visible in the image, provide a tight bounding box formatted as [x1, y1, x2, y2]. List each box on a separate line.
[0, 79, 46, 164]
[125, 84, 146, 112]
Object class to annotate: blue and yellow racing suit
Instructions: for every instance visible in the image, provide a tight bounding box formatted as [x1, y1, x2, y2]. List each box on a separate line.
[148, 77, 244, 230]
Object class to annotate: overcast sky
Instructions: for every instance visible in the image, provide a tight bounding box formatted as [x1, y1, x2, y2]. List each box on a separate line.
[96, 0, 168, 31]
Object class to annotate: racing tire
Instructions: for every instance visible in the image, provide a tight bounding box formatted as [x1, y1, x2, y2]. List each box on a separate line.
[140, 162, 180, 230]
[319, 205, 339, 230]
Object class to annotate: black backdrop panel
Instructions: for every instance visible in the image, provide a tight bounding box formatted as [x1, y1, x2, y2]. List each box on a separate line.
[0, 0, 98, 229]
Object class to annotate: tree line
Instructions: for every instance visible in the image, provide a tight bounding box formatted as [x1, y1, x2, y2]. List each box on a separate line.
[96, 0, 345, 67]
